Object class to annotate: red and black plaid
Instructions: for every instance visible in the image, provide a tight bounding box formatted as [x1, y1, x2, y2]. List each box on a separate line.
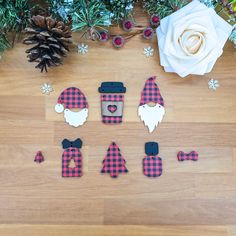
[143, 156, 162, 177]
[177, 151, 199, 161]
[101, 142, 128, 178]
[101, 94, 124, 124]
[62, 147, 83, 177]
[34, 151, 44, 163]
[140, 76, 164, 106]
[57, 87, 88, 109]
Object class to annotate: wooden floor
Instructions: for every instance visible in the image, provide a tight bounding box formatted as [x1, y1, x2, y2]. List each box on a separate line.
[0, 9, 236, 236]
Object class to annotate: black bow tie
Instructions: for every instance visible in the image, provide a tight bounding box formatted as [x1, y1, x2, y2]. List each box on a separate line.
[62, 138, 82, 149]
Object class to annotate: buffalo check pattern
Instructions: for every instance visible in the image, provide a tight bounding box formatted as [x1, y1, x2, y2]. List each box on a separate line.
[57, 87, 88, 109]
[177, 151, 199, 161]
[101, 142, 128, 178]
[139, 76, 164, 106]
[143, 156, 162, 177]
[34, 151, 44, 163]
[101, 94, 124, 124]
[62, 147, 83, 177]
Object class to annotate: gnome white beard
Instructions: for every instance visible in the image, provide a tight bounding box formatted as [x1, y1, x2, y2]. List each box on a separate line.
[64, 108, 88, 127]
[138, 103, 165, 133]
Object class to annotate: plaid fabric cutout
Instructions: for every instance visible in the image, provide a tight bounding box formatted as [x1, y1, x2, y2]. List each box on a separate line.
[62, 147, 83, 177]
[101, 142, 128, 178]
[101, 94, 124, 102]
[101, 94, 124, 124]
[140, 76, 164, 106]
[34, 151, 44, 163]
[177, 151, 199, 161]
[58, 87, 88, 109]
[143, 156, 162, 177]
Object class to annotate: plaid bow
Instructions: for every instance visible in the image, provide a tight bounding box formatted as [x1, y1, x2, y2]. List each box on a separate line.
[62, 138, 82, 149]
[177, 151, 199, 161]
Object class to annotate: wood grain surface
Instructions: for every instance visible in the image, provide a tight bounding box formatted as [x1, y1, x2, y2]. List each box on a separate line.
[0, 7, 236, 236]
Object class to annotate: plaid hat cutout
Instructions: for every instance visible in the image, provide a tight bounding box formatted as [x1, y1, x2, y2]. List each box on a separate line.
[34, 151, 44, 163]
[55, 87, 88, 113]
[139, 76, 164, 106]
[143, 142, 162, 177]
[101, 142, 128, 178]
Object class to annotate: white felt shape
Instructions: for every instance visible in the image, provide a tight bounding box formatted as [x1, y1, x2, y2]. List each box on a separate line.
[156, 0, 233, 77]
[64, 108, 88, 127]
[55, 103, 64, 113]
[138, 103, 165, 133]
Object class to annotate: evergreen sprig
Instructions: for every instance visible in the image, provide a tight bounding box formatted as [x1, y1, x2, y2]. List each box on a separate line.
[0, 32, 10, 56]
[46, 0, 73, 22]
[142, 0, 189, 18]
[104, 0, 135, 23]
[71, 0, 112, 39]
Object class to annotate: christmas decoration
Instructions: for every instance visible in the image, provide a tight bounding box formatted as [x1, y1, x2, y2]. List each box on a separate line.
[208, 78, 220, 90]
[150, 15, 160, 26]
[143, 142, 163, 178]
[99, 30, 110, 42]
[229, 26, 236, 47]
[177, 151, 199, 161]
[143, 46, 154, 57]
[62, 138, 83, 177]
[143, 27, 154, 39]
[34, 151, 44, 163]
[40, 83, 53, 95]
[122, 20, 134, 32]
[112, 35, 125, 48]
[23, 15, 72, 72]
[71, 0, 112, 40]
[98, 82, 126, 124]
[104, 0, 135, 23]
[138, 76, 165, 133]
[77, 43, 88, 54]
[156, 0, 233, 78]
[101, 142, 128, 178]
[55, 87, 89, 127]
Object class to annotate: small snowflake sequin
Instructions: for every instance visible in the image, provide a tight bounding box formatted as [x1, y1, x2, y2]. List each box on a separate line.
[143, 46, 154, 57]
[77, 43, 89, 55]
[208, 79, 220, 91]
[41, 83, 53, 95]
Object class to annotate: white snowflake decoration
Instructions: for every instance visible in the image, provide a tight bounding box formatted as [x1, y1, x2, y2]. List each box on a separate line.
[77, 43, 89, 55]
[41, 83, 53, 95]
[208, 79, 220, 91]
[143, 46, 154, 57]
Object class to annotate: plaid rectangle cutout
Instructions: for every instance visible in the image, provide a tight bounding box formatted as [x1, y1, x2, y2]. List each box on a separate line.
[177, 151, 198, 161]
[143, 156, 162, 177]
[101, 94, 124, 124]
[101, 142, 128, 178]
[62, 147, 83, 177]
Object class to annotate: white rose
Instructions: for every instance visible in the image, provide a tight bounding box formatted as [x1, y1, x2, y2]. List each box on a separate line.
[156, 0, 233, 78]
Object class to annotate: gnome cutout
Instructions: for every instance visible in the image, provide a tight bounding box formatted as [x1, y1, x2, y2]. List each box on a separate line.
[55, 87, 88, 127]
[138, 76, 165, 133]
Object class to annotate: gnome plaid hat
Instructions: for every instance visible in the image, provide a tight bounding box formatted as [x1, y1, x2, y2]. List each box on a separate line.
[55, 87, 88, 113]
[139, 76, 164, 106]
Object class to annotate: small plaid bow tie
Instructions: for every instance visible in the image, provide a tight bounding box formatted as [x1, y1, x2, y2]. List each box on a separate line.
[177, 151, 199, 161]
[62, 138, 82, 149]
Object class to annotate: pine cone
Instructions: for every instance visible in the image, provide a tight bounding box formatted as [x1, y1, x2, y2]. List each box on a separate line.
[23, 15, 72, 72]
